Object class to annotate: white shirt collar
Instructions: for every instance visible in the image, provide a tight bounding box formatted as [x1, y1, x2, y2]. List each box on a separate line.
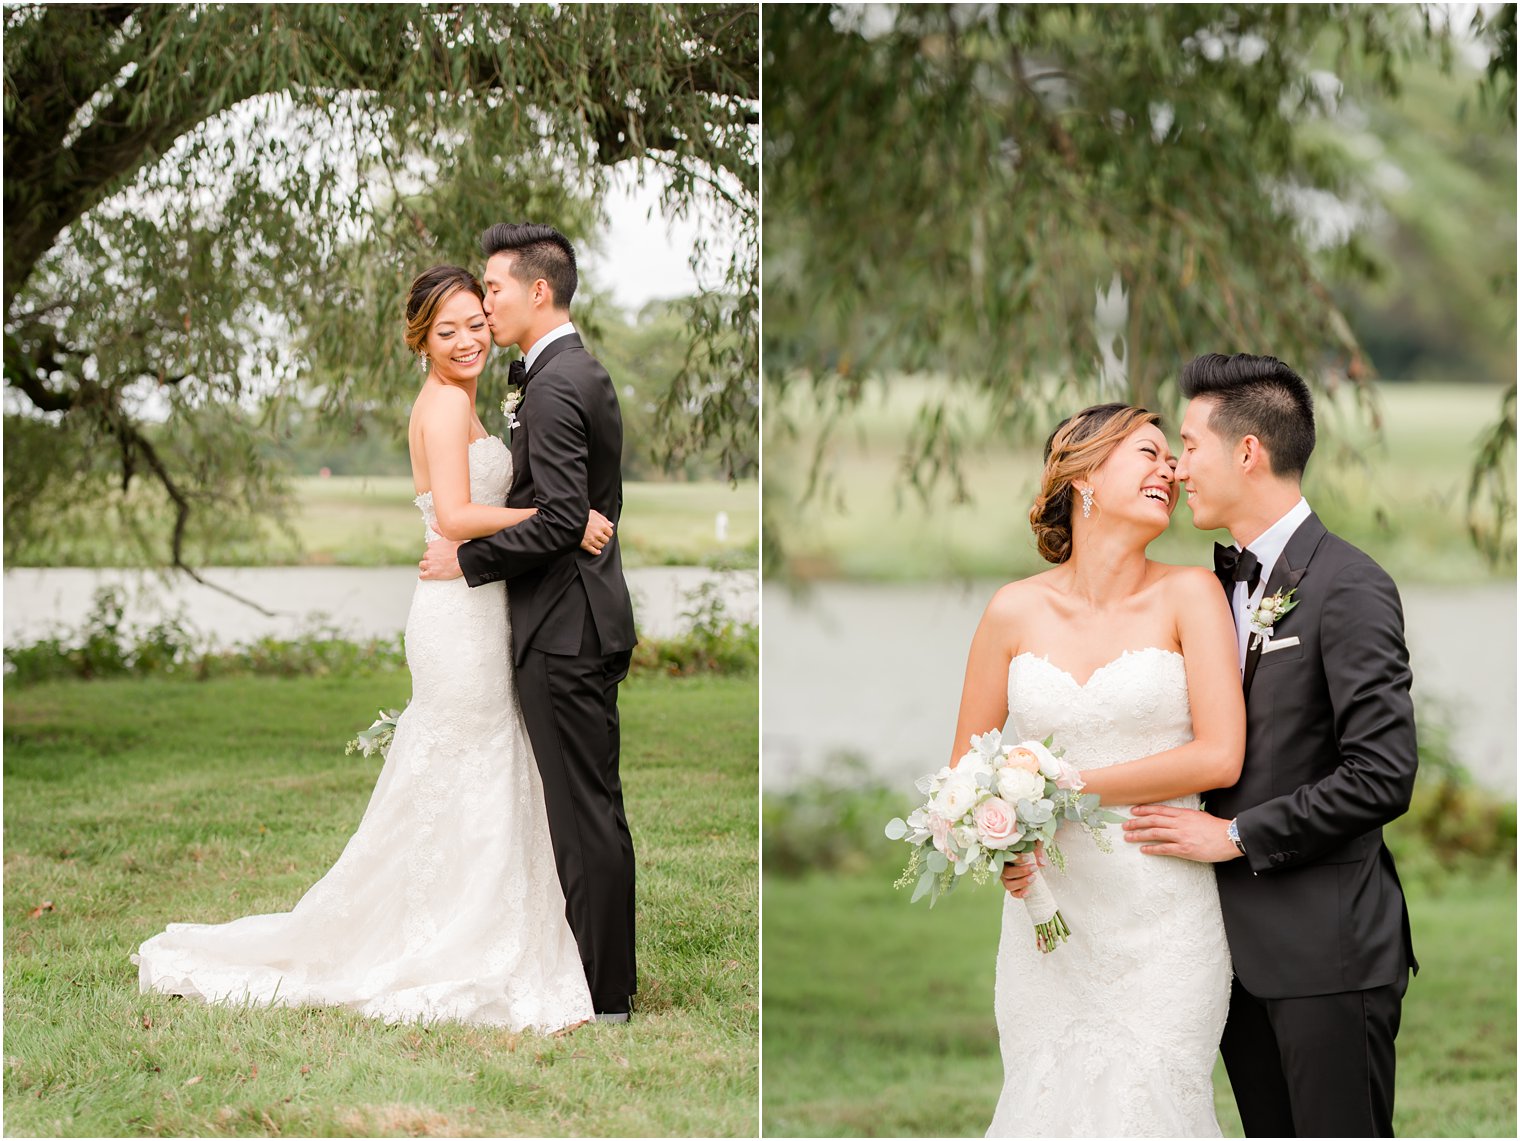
[1230, 496, 1311, 670]
[1242, 496, 1312, 584]
[523, 320, 576, 374]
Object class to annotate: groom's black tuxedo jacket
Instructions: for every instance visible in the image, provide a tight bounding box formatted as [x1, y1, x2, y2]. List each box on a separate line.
[458, 333, 637, 665]
[1207, 512, 1418, 1000]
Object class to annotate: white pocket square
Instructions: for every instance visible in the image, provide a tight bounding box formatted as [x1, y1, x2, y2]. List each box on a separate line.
[1260, 635, 1300, 654]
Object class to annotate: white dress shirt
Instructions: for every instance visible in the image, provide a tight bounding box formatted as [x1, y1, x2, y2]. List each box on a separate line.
[523, 320, 577, 374]
[1231, 496, 1312, 670]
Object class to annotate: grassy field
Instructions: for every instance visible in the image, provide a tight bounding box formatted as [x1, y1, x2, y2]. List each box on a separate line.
[3, 672, 758, 1137]
[766, 380, 1512, 585]
[760, 845, 1516, 1137]
[10, 478, 760, 570]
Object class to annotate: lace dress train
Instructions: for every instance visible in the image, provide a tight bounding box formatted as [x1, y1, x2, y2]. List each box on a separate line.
[987, 648, 1230, 1138]
[133, 436, 593, 1032]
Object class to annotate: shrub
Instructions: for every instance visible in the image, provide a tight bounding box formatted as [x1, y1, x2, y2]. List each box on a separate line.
[630, 576, 758, 677]
[3, 587, 404, 685]
[4, 584, 758, 686]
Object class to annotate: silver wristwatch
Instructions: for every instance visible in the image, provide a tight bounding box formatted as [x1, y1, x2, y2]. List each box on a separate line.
[1227, 817, 1246, 855]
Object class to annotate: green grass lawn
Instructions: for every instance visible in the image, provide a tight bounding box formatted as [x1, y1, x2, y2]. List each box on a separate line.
[3, 673, 758, 1137]
[761, 847, 1515, 1137]
[766, 379, 1512, 585]
[9, 478, 760, 570]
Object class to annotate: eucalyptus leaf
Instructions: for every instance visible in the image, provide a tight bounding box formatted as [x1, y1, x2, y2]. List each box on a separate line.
[911, 869, 934, 904]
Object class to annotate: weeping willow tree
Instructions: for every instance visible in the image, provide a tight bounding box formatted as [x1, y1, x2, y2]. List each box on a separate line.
[3, 3, 758, 581]
[763, 3, 1513, 560]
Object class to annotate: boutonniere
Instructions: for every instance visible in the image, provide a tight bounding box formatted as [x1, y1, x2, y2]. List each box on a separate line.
[1248, 588, 1299, 650]
[500, 387, 523, 444]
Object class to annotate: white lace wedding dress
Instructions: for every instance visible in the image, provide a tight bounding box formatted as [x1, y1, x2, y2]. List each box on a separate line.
[134, 435, 594, 1032]
[987, 647, 1230, 1138]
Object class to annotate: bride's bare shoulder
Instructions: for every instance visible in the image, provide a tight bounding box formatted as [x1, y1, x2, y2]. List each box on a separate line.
[411, 382, 470, 426]
[1151, 561, 1225, 602]
[984, 568, 1061, 620]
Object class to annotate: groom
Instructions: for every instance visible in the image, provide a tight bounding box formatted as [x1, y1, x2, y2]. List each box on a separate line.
[420, 222, 639, 1021]
[1125, 352, 1418, 1136]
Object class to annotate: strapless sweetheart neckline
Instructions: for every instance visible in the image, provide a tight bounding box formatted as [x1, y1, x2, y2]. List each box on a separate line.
[1009, 645, 1184, 689]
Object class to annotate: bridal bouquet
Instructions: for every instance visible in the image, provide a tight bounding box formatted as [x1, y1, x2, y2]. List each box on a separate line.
[345, 708, 403, 759]
[885, 730, 1124, 952]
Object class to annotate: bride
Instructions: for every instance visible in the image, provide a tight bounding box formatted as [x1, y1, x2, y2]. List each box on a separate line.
[133, 265, 610, 1033]
[948, 403, 1245, 1137]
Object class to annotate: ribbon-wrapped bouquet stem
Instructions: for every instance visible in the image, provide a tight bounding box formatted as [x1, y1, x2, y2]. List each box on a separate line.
[885, 729, 1124, 952]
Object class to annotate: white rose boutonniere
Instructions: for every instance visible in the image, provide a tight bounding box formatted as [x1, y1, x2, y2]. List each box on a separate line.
[1248, 587, 1300, 650]
[500, 386, 523, 444]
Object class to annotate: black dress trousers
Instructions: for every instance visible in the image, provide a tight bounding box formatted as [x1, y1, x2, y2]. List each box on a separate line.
[516, 605, 636, 1013]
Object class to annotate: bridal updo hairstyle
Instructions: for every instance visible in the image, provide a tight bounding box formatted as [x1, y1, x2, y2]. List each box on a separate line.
[1178, 352, 1316, 478]
[404, 265, 485, 356]
[1029, 403, 1164, 565]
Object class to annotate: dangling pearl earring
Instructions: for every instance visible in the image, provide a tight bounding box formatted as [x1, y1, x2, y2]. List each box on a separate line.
[1080, 486, 1094, 519]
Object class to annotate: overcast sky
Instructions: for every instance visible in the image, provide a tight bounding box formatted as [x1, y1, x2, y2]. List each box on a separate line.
[585, 170, 707, 312]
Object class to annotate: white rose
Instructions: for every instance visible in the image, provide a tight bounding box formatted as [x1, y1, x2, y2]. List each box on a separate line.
[1024, 741, 1063, 780]
[957, 750, 995, 781]
[933, 770, 980, 821]
[996, 765, 1047, 805]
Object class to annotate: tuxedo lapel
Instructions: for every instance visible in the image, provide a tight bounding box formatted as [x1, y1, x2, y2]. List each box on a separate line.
[1242, 513, 1326, 697]
[524, 332, 583, 383]
[511, 334, 583, 501]
[508, 411, 529, 494]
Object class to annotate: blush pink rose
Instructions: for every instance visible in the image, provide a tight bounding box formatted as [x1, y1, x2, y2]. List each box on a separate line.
[973, 796, 1021, 850]
[1053, 759, 1086, 791]
[928, 813, 955, 859]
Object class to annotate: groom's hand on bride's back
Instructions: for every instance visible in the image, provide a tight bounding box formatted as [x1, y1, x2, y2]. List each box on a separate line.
[581, 509, 614, 556]
[419, 540, 464, 580]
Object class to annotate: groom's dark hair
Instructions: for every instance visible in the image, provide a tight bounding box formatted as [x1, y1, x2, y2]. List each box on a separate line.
[1179, 352, 1316, 478]
[479, 222, 578, 309]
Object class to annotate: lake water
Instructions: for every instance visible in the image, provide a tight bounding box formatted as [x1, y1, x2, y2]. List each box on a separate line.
[5, 567, 1510, 796]
[762, 580, 1516, 796]
[2, 566, 757, 647]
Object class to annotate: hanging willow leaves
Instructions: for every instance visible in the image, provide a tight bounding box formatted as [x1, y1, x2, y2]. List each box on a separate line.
[4, 3, 758, 578]
[762, 3, 1513, 561]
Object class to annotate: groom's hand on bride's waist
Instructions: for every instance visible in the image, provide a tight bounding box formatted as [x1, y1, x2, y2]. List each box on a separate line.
[419, 540, 464, 580]
[1124, 804, 1240, 863]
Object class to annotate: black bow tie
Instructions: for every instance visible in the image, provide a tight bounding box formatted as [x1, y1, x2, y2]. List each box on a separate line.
[507, 359, 527, 387]
[1213, 543, 1261, 592]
